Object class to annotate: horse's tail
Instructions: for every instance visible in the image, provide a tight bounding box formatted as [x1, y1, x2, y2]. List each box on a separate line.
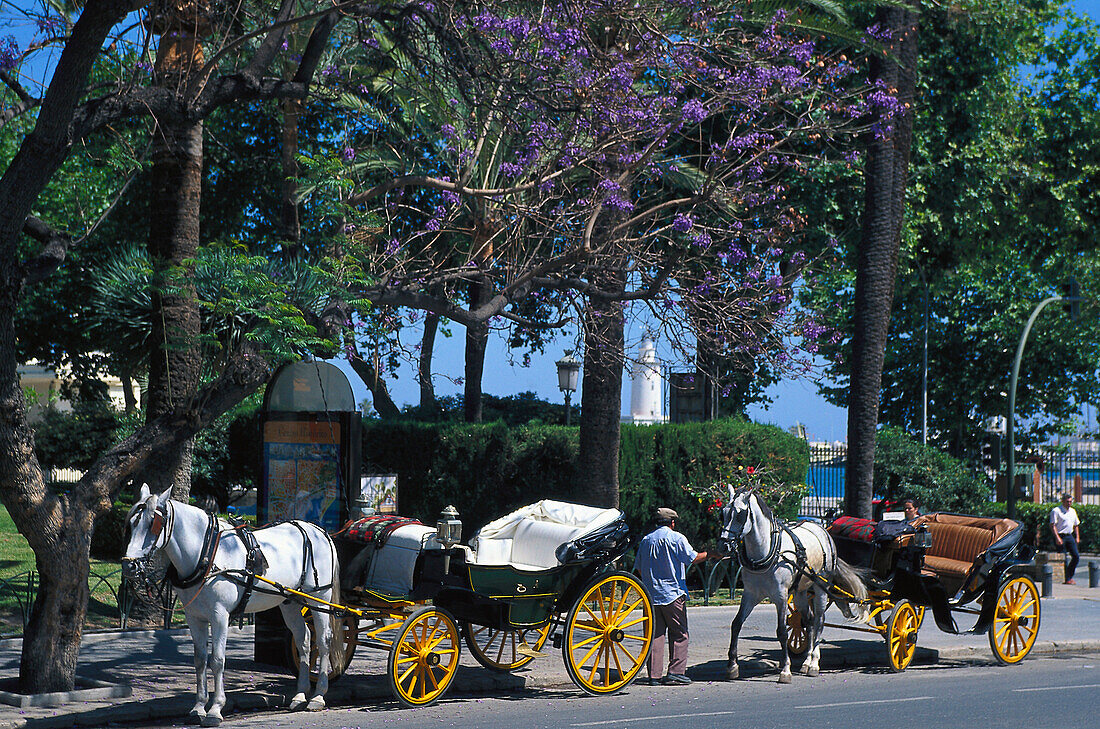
[326, 533, 346, 672]
[832, 557, 871, 623]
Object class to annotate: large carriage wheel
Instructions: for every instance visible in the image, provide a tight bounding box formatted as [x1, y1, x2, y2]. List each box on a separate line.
[562, 571, 653, 695]
[886, 599, 923, 672]
[387, 606, 461, 708]
[287, 610, 359, 681]
[785, 595, 810, 658]
[988, 575, 1041, 665]
[464, 621, 553, 672]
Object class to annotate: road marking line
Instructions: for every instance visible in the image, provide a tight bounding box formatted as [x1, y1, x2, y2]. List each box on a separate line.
[1014, 684, 1100, 693]
[795, 696, 935, 709]
[573, 711, 738, 726]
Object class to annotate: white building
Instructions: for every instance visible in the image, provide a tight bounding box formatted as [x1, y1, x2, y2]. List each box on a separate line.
[17, 361, 137, 423]
[626, 338, 667, 425]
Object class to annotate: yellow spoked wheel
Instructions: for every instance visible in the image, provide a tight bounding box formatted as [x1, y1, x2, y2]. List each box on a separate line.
[287, 611, 359, 681]
[562, 571, 653, 695]
[785, 595, 810, 657]
[988, 575, 1041, 665]
[387, 606, 461, 707]
[465, 622, 552, 672]
[886, 599, 923, 672]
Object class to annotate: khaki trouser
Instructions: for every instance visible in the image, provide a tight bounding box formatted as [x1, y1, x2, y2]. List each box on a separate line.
[647, 595, 689, 678]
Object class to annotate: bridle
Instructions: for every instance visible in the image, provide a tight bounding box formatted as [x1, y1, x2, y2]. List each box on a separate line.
[122, 499, 178, 607]
[722, 492, 784, 573]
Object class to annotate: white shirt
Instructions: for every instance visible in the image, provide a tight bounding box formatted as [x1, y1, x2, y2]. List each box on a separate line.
[1050, 504, 1080, 536]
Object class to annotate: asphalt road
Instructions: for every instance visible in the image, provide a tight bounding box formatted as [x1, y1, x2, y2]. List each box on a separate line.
[126, 653, 1099, 729]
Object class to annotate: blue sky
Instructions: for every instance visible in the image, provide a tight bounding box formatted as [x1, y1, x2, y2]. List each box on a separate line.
[336, 0, 1100, 440]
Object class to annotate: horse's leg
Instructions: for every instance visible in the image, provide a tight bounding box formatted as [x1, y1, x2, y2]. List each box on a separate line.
[201, 613, 230, 727]
[280, 602, 311, 711]
[306, 606, 332, 711]
[185, 614, 210, 723]
[803, 589, 828, 677]
[773, 585, 793, 684]
[726, 590, 759, 680]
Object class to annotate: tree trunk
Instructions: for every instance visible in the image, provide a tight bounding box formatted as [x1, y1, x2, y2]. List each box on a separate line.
[577, 274, 626, 509]
[346, 349, 401, 419]
[463, 277, 489, 423]
[419, 311, 440, 412]
[846, 2, 920, 518]
[145, 113, 204, 501]
[280, 97, 302, 247]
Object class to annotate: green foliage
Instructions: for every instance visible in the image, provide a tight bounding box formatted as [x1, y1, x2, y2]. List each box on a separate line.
[400, 391, 573, 426]
[191, 393, 264, 507]
[872, 426, 992, 513]
[975, 501, 1100, 554]
[361, 419, 808, 552]
[32, 401, 121, 471]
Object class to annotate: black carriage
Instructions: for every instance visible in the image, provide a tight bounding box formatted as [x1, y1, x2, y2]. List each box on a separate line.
[298, 500, 654, 706]
[790, 512, 1041, 671]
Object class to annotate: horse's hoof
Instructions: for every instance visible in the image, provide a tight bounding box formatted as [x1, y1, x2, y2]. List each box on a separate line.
[725, 666, 739, 681]
[805, 666, 820, 678]
[307, 696, 326, 712]
[200, 715, 222, 727]
[778, 673, 793, 685]
[188, 710, 206, 725]
[288, 693, 308, 711]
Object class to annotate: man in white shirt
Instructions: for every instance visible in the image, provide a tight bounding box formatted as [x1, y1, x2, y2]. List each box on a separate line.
[634, 507, 707, 685]
[1050, 493, 1081, 585]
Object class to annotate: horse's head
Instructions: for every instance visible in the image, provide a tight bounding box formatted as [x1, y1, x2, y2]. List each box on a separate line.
[121, 484, 173, 580]
[718, 486, 756, 554]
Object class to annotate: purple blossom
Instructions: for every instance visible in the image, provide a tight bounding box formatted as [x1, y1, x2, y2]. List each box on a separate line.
[0, 37, 19, 72]
[341, 146, 355, 162]
[681, 99, 708, 124]
[672, 213, 694, 233]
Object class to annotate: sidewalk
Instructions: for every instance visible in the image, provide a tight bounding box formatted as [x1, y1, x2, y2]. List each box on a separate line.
[1, 580, 1097, 728]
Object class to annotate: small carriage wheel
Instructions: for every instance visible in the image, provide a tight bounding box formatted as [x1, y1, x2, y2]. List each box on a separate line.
[464, 621, 553, 672]
[387, 606, 461, 708]
[287, 610, 359, 681]
[988, 575, 1041, 665]
[785, 595, 810, 658]
[562, 571, 653, 695]
[886, 599, 922, 672]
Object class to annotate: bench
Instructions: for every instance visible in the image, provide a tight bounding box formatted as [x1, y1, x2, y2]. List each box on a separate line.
[910, 513, 1018, 594]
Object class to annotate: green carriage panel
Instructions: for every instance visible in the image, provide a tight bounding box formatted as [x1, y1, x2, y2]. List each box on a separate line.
[465, 562, 587, 627]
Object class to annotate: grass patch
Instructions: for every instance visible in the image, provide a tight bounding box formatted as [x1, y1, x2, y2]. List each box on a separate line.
[0, 506, 125, 634]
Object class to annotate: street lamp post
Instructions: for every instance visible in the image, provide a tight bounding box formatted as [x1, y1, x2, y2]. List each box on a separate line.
[1007, 295, 1082, 520]
[556, 351, 580, 426]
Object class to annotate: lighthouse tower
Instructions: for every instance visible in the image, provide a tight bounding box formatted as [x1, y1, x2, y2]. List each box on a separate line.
[629, 338, 666, 424]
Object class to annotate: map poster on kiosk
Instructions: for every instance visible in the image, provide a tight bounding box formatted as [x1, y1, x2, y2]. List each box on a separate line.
[262, 420, 344, 532]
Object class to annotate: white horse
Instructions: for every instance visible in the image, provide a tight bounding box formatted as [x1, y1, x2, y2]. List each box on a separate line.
[122, 485, 343, 726]
[719, 487, 867, 683]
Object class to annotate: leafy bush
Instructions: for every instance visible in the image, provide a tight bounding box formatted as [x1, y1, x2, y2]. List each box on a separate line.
[33, 400, 121, 471]
[362, 418, 808, 552]
[873, 426, 991, 513]
[975, 501, 1099, 553]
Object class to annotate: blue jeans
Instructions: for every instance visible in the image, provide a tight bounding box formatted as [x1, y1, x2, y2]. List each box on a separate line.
[1059, 533, 1080, 581]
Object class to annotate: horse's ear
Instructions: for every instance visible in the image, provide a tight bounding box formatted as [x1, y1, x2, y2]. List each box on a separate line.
[727, 484, 736, 502]
[138, 483, 151, 502]
[156, 486, 173, 508]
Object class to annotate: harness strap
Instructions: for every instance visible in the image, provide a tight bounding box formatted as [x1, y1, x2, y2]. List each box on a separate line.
[229, 522, 268, 621]
[168, 513, 220, 589]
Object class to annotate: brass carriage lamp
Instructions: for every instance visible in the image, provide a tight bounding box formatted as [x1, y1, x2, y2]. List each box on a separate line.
[437, 505, 462, 573]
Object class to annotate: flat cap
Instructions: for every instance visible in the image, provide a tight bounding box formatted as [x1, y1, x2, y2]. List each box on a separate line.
[656, 507, 678, 523]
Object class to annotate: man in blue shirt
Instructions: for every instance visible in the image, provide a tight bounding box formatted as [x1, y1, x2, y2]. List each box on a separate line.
[634, 507, 707, 685]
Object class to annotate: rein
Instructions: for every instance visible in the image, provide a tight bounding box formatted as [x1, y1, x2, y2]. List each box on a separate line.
[729, 494, 809, 575]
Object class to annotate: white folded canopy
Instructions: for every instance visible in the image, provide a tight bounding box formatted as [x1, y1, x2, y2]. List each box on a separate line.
[469, 499, 624, 570]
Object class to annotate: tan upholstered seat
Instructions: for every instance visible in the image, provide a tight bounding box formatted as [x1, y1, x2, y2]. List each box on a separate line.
[910, 513, 1015, 593]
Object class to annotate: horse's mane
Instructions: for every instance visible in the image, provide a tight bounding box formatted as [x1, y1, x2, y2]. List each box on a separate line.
[750, 491, 775, 523]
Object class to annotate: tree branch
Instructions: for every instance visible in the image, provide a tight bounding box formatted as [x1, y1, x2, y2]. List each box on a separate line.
[20, 216, 72, 286]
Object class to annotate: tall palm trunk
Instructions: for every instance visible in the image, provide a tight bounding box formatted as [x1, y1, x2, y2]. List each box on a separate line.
[577, 272, 626, 509]
[464, 277, 489, 422]
[846, 2, 920, 518]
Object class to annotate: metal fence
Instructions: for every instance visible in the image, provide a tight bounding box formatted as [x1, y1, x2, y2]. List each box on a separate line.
[1037, 450, 1100, 506]
[801, 443, 846, 518]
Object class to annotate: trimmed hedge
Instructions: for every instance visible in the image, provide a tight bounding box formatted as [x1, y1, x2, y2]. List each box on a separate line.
[975, 501, 1099, 553]
[361, 418, 809, 552]
[873, 426, 991, 514]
